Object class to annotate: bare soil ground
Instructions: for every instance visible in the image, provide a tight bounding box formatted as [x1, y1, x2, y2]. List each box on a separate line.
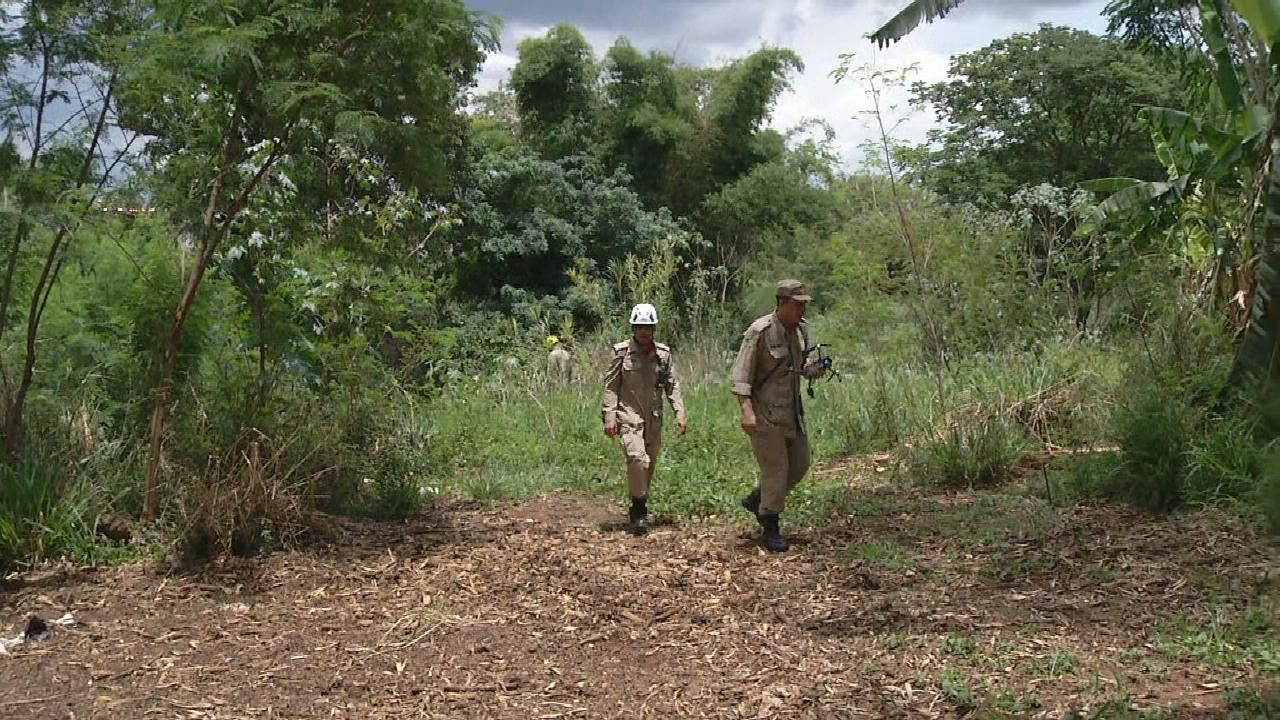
[1, 478, 1277, 719]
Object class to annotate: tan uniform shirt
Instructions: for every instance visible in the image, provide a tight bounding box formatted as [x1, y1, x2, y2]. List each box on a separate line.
[547, 344, 573, 382]
[601, 339, 687, 427]
[730, 313, 809, 438]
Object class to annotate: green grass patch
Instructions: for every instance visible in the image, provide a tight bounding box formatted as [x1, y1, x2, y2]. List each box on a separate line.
[0, 459, 133, 571]
[1154, 596, 1280, 674]
[943, 633, 977, 659]
[939, 665, 977, 711]
[841, 537, 910, 569]
[900, 493, 1062, 547]
[424, 380, 861, 523]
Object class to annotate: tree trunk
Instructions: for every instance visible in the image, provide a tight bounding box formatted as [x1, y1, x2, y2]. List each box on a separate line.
[141, 243, 213, 521]
[140, 122, 289, 521]
[1229, 106, 1280, 396]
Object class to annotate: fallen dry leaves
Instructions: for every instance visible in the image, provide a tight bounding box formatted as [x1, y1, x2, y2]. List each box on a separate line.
[0, 486, 1275, 719]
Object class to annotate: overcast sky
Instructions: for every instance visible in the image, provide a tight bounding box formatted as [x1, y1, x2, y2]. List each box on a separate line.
[464, 0, 1111, 168]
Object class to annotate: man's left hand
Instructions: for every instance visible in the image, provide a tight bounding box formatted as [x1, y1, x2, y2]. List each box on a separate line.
[677, 417, 687, 435]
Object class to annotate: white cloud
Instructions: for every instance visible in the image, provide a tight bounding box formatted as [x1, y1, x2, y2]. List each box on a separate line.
[469, 0, 1113, 169]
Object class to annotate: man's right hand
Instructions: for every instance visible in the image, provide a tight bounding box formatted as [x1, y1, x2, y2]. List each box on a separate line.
[740, 409, 757, 435]
[604, 417, 619, 437]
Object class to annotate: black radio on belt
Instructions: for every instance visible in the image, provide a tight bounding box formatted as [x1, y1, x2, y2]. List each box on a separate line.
[655, 362, 673, 389]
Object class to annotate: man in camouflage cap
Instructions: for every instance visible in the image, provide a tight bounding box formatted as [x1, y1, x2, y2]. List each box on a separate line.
[601, 303, 688, 534]
[729, 279, 825, 552]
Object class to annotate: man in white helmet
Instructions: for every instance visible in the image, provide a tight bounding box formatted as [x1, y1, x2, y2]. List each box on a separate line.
[601, 302, 687, 534]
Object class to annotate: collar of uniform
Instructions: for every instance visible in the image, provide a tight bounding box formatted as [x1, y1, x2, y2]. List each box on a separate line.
[629, 338, 656, 357]
[771, 311, 800, 335]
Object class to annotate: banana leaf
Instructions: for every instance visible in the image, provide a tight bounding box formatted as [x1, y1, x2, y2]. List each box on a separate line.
[868, 0, 969, 48]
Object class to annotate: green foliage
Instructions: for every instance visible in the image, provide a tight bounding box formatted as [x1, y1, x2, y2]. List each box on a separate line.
[1156, 596, 1280, 675]
[869, 0, 970, 48]
[843, 538, 909, 569]
[0, 459, 126, 571]
[501, 25, 817, 315]
[454, 145, 697, 331]
[1234, 146, 1280, 391]
[911, 25, 1180, 208]
[119, 0, 497, 203]
[1111, 384, 1194, 512]
[510, 23, 598, 158]
[599, 40, 694, 204]
[1104, 372, 1276, 516]
[939, 665, 976, 710]
[0, 0, 139, 454]
[1261, 447, 1280, 533]
[917, 412, 1030, 489]
[698, 139, 839, 298]
[701, 48, 804, 186]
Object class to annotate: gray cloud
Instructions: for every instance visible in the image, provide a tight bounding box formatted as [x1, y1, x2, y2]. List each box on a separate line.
[470, 0, 777, 66]
[472, 0, 765, 37]
[470, 0, 1104, 56]
[467, 0, 1113, 169]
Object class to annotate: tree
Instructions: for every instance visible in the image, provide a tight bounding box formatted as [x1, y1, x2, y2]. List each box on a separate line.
[452, 144, 690, 324]
[867, 0, 1280, 394]
[509, 23, 597, 159]
[693, 47, 804, 207]
[116, 0, 497, 521]
[910, 25, 1181, 207]
[598, 39, 694, 208]
[469, 84, 521, 153]
[697, 125, 840, 301]
[496, 25, 811, 305]
[0, 0, 140, 456]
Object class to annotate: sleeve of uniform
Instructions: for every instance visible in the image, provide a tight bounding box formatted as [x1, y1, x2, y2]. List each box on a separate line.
[730, 327, 761, 397]
[601, 348, 623, 422]
[665, 352, 687, 422]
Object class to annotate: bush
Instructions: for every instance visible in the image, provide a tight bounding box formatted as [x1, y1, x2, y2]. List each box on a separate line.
[1103, 370, 1275, 521]
[1109, 386, 1192, 512]
[1184, 415, 1269, 507]
[0, 459, 124, 571]
[916, 411, 1030, 488]
[175, 432, 321, 563]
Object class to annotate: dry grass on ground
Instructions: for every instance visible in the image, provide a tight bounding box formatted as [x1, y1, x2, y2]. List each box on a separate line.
[1, 475, 1277, 719]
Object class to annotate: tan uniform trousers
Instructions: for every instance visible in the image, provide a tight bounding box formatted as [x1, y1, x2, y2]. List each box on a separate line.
[750, 423, 811, 515]
[619, 420, 662, 499]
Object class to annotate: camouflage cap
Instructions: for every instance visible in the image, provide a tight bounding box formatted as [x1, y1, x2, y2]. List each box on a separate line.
[776, 279, 811, 302]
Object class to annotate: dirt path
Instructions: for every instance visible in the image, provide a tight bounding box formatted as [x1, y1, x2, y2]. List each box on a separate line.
[1, 485, 1276, 719]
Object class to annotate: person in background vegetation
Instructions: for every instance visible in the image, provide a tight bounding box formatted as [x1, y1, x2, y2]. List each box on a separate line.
[731, 280, 825, 552]
[546, 335, 574, 385]
[601, 303, 688, 535]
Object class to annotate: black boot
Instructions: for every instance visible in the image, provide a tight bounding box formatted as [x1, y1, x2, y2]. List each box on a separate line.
[740, 487, 760, 518]
[758, 513, 789, 552]
[627, 497, 650, 535]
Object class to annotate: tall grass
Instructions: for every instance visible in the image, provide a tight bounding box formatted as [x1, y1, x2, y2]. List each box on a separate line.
[415, 326, 1125, 523]
[0, 459, 131, 571]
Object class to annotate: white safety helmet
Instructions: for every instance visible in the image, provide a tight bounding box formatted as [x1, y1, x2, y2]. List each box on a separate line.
[629, 303, 658, 325]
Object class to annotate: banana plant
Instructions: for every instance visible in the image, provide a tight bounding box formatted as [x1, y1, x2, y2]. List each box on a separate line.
[870, 0, 1280, 392]
[1232, 0, 1280, 389]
